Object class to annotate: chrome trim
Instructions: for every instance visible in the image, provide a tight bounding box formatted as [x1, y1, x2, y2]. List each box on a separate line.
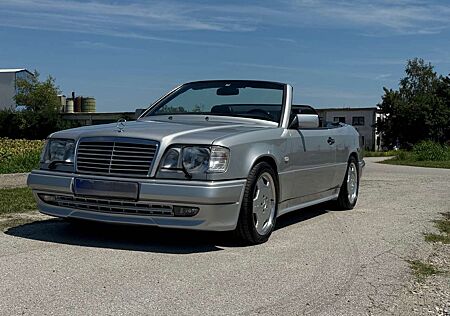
[75, 136, 159, 178]
[280, 84, 293, 128]
[137, 83, 184, 119]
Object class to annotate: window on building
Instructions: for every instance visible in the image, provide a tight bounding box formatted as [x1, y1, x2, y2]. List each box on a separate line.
[333, 116, 346, 123]
[352, 116, 365, 126]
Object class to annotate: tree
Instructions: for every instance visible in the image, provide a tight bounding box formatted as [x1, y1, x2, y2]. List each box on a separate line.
[377, 58, 450, 147]
[15, 70, 60, 112]
[0, 71, 77, 139]
[436, 74, 450, 141]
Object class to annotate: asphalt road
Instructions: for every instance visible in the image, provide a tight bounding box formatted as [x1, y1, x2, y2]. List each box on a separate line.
[1, 158, 449, 315]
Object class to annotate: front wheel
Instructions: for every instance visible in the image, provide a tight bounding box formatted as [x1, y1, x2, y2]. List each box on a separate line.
[334, 156, 359, 210]
[234, 162, 278, 245]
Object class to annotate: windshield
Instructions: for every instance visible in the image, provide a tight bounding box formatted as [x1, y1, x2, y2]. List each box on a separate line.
[143, 80, 285, 123]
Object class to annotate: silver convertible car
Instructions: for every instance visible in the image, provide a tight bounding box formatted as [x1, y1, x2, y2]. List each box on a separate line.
[28, 80, 364, 244]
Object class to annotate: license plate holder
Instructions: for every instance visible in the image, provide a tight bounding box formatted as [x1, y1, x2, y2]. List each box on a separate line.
[74, 178, 139, 200]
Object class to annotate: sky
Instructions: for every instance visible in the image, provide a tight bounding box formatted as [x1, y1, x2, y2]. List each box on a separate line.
[1, 0, 450, 112]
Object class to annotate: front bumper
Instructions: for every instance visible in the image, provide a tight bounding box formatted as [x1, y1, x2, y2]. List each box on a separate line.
[27, 170, 246, 231]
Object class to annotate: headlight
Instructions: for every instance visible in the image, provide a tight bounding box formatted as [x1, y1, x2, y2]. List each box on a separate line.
[41, 139, 75, 165]
[182, 146, 210, 174]
[159, 145, 230, 175]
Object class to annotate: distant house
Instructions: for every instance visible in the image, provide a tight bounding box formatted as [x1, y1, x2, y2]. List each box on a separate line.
[0, 69, 33, 110]
[316, 107, 382, 151]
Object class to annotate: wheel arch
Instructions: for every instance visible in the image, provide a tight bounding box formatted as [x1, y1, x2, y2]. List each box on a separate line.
[251, 155, 278, 175]
[349, 151, 359, 163]
[249, 155, 280, 198]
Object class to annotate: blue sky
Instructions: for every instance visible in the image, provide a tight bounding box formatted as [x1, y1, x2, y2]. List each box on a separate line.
[1, 0, 450, 112]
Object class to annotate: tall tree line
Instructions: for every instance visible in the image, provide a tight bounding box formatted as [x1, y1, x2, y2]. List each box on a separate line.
[377, 58, 450, 147]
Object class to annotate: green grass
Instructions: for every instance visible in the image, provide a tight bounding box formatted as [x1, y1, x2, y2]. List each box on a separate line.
[363, 150, 398, 157]
[0, 151, 41, 174]
[375, 141, 450, 169]
[424, 212, 450, 244]
[381, 158, 450, 169]
[0, 138, 43, 174]
[407, 260, 442, 281]
[0, 187, 37, 215]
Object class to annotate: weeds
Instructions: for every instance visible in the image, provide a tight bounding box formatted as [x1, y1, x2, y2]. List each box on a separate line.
[407, 260, 442, 282]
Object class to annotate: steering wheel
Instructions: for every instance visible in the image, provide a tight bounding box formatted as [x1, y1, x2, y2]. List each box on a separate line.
[246, 109, 274, 120]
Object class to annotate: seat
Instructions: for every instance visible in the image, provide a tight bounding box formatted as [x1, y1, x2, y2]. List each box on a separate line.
[211, 104, 233, 114]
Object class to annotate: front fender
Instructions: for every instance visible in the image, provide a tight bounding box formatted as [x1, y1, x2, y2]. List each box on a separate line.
[208, 128, 289, 181]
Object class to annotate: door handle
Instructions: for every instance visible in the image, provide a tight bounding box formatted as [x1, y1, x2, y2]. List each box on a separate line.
[327, 137, 335, 145]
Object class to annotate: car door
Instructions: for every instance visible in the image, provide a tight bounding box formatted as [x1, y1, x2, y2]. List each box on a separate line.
[280, 127, 337, 203]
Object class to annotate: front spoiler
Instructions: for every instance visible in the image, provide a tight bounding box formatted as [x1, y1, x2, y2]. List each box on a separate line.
[27, 170, 246, 231]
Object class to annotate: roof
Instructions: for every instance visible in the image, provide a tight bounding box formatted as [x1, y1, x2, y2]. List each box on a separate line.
[0, 68, 33, 75]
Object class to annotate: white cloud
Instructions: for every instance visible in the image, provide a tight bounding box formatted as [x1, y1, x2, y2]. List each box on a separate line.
[287, 0, 450, 35]
[0, 0, 449, 42]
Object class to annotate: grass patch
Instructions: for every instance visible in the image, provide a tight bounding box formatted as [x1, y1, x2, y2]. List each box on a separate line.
[407, 260, 442, 281]
[0, 151, 41, 173]
[0, 187, 37, 215]
[424, 233, 450, 244]
[381, 158, 450, 169]
[0, 138, 43, 174]
[377, 141, 450, 169]
[363, 150, 398, 157]
[424, 212, 450, 244]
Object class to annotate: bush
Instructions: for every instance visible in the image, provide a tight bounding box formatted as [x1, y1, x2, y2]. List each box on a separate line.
[412, 141, 450, 161]
[0, 109, 78, 140]
[396, 150, 411, 161]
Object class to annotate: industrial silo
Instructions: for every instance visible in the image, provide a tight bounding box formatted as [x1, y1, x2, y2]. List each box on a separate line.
[74, 96, 82, 112]
[65, 98, 74, 113]
[81, 97, 96, 113]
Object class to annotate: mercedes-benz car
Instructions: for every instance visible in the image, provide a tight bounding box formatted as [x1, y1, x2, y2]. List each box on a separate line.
[28, 80, 364, 244]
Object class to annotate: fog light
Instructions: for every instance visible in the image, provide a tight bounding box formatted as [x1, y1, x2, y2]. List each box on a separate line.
[39, 194, 56, 203]
[173, 206, 199, 217]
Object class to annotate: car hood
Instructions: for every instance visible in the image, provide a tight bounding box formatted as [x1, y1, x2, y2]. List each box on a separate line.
[51, 117, 273, 145]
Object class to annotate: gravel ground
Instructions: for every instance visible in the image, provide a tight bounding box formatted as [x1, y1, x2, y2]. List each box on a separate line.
[393, 227, 450, 315]
[0, 158, 449, 315]
[0, 173, 29, 189]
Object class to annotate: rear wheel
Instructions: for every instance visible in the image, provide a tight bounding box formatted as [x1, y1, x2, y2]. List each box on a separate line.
[335, 156, 359, 210]
[234, 162, 278, 245]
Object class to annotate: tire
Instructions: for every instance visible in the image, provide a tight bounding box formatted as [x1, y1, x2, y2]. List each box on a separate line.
[234, 161, 278, 245]
[334, 156, 359, 210]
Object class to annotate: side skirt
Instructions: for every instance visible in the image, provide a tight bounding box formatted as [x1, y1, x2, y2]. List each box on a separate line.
[277, 189, 339, 217]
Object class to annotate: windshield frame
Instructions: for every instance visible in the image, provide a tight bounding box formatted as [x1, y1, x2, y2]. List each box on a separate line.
[139, 80, 288, 125]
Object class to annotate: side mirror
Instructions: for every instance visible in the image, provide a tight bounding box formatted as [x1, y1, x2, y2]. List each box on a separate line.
[290, 114, 319, 129]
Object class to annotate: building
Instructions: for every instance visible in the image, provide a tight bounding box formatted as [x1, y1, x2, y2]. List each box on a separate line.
[0, 69, 33, 110]
[316, 107, 379, 151]
[61, 111, 139, 126]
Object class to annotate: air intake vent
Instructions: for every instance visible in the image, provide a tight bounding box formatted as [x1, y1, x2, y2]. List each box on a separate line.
[76, 137, 158, 177]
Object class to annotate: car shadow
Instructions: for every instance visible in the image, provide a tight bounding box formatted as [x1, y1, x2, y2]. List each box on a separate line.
[275, 202, 331, 231]
[5, 203, 331, 254]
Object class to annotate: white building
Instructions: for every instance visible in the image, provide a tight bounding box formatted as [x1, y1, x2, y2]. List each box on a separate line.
[316, 107, 379, 151]
[0, 69, 33, 110]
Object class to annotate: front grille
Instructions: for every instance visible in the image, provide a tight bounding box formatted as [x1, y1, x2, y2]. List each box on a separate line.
[76, 137, 158, 177]
[49, 195, 174, 216]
